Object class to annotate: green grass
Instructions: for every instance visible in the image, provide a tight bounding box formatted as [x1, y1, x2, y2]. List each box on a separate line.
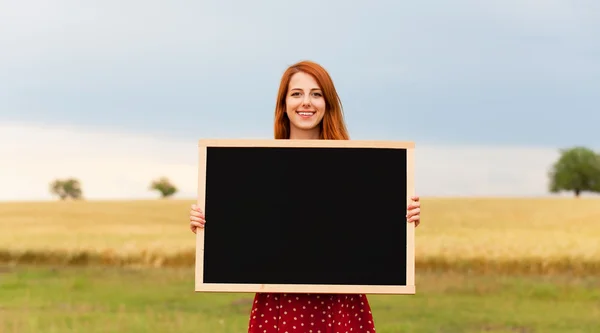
[2, 198, 599, 331]
[1, 265, 598, 333]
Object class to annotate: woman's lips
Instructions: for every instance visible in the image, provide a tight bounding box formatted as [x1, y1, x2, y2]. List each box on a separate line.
[296, 111, 315, 118]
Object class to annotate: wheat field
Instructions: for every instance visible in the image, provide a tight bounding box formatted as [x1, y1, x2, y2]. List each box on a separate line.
[1, 197, 599, 274]
[2, 197, 600, 332]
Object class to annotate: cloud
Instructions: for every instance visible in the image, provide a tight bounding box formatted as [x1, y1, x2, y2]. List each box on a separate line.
[1, 1, 598, 200]
[1, 0, 599, 150]
[414, 144, 561, 197]
[0, 122, 573, 201]
[0, 122, 198, 201]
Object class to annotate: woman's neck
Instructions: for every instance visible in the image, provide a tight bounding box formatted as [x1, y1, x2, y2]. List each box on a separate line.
[289, 127, 320, 140]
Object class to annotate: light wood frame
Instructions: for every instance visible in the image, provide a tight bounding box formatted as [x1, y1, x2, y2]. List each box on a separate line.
[195, 139, 415, 294]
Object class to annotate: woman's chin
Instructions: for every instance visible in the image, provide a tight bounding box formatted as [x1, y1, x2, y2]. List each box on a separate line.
[291, 119, 319, 131]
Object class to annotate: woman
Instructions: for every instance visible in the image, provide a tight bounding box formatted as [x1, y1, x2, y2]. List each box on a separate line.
[189, 60, 421, 332]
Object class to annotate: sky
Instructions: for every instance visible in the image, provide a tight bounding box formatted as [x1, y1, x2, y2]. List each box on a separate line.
[1, 0, 599, 201]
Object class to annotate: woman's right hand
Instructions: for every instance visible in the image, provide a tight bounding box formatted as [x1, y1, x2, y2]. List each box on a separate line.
[189, 204, 206, 234]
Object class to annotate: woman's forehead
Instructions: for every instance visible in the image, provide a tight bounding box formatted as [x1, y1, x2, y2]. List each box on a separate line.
[289, 72, 321, 89]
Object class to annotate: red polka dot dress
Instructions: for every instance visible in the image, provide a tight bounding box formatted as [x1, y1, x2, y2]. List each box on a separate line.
[247, 292, 376, 333]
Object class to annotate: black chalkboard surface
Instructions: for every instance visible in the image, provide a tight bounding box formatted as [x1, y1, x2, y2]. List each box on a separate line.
[195, 139, 415, 294]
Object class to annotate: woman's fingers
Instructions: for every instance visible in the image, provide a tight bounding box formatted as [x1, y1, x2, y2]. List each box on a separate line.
[407, 207, 420, 218]
[190, 205, 205, 219]
[406, 196, 421, 227]
[190, 221, 205, 233]
[191, 204, 204, 213]
[406, 195, 421, 227]
[190, 207, 203, 214]
[407, 200, 420, 210]
[191, 220, 205, 227]
[189, 204, 206, 234]
[190, 215, 205, 223]
[408, 215, 420, 227]
[190, 217, 205, 232]
[190, 210, 204, 218]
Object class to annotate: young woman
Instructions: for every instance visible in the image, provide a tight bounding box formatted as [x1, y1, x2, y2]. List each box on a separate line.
[189, 60, 422, 332]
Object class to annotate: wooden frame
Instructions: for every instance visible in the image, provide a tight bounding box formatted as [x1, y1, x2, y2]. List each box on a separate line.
[195, 139, 415, 294]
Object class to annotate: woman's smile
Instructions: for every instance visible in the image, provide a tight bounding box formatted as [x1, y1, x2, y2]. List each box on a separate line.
[296, 110, 316, 118]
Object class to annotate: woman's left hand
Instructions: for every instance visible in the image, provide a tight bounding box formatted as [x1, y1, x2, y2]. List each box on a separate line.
[407, 195, 421, 227]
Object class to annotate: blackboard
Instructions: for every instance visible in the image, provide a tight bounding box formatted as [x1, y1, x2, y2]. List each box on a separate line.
[195, 139, 415, 294]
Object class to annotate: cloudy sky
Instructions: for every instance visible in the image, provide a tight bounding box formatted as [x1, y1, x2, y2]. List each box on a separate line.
[1, 0, 599, 200]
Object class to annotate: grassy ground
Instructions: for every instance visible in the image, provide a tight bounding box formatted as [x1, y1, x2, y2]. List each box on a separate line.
[1, 198, 599, 332]
[1, 265, 598, 333]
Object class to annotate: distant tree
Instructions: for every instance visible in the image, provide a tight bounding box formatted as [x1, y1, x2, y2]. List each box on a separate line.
[49, 178, 83, 200]
[150, 177, 178, 198]
[548, 146, 600, 197]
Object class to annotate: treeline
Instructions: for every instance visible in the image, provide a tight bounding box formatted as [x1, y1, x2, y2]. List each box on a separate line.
[49, 177, 178, 200]
[48, 146, 600, 200]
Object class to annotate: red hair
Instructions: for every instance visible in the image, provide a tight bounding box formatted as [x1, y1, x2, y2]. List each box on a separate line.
[274, 60, 350, 140]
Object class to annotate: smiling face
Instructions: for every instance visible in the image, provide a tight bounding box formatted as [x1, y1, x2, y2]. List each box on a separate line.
[274, 60, 349, 140]
[285, 71, 327, 139]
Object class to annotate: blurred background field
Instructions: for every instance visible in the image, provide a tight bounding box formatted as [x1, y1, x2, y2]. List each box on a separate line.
[2, 198, 599, 273]
[2, 197, 599, 332]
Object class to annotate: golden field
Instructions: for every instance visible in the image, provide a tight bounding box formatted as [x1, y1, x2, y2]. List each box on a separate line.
[1, 197, 599, 274]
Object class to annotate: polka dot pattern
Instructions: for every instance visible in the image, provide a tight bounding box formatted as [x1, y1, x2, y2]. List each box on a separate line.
[247, 293, 376, 333]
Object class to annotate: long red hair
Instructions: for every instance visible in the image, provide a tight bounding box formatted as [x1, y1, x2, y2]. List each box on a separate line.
[274, 60, 350, 140]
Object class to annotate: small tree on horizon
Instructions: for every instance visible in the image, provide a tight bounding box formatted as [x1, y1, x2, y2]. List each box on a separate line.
[49, 178, 83, 200]
[548, 146, 600, 197]
[150, 177, 178, 199]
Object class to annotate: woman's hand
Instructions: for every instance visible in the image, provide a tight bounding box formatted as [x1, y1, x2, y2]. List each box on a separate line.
[189, 204, 206, 234]
[407, 196, 421, 227]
